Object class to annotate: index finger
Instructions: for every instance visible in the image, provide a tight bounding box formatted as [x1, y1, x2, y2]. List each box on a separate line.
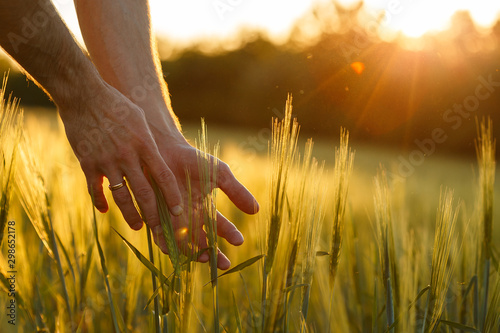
[216, 161, 259, 214]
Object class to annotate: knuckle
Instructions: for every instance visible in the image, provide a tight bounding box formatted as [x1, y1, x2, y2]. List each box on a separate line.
[125, 216, 142, 228]
[155, 168, 175, 185]
[218, 161, 230, 174]
[140, 146, 161, 165]
[80, 159, 97, 175]
[112, 188, 129, 203]
[96, 159, 114, 174]
[131, 132, 155, 153]
[116, 147, 136, 162]
[217, 161, 232, 185]
[134, 135, 151, 149]
[133, 186, 154, 201]
[147, 216, 161, 230]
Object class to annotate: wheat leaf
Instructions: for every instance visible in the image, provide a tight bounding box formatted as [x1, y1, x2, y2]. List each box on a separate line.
[92, 205, 126, 332]
[113, 228, 170, 283]
[204, 254, 264, 286]
[232, 291, 243, 333]
[439, 320, 480, 332]
[143, 273, 173, 311]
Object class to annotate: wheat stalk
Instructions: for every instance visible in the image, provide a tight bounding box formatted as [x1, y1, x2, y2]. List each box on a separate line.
[0, 74, 23, 247]
[262, 95, 299, 330]
[425, 188, 459, 333]
[475, 117, 496, 331]
[329, 128, 354, 289]
[196, 119, 220, 333]
[265, 95, 299, 276]
[373, 167, 398, 331]
[301, 146, 326, 322]
[475, 118, 495, 262]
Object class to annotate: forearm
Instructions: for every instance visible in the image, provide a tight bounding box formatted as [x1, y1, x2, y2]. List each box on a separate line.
[74, 0, 182, 137]
[0, 0, 102, 111]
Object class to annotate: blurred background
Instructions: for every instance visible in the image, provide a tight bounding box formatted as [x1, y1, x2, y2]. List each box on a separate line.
[1, 0, 500, 156]
[2, 2, 499, 331]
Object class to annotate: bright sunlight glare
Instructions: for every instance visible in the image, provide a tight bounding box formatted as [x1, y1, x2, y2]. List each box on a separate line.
[375, 0, 500, 38]
[149, 0, 317, 44]
[52, 0, 500, 46]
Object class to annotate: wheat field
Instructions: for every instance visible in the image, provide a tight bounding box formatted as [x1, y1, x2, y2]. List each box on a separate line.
[1, 83, 499, 332]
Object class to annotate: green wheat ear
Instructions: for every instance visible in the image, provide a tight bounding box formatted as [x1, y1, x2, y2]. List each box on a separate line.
[329, 127, 354, 289]
[150, 177, 181, 273]
[261, 95, 299, 330]
[0, 74, 23, 247]
[266, 95, 299, 275]
[373, 167, 397, 331]
[475, 117, 495, 261]
[425, 188, 459, 333]
[475, 117, 496, 332]
[300, 139, 327, 322]
[196, 118, 221, 333]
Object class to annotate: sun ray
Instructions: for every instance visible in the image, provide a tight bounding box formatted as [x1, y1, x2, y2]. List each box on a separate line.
[353, 48, 399, 133]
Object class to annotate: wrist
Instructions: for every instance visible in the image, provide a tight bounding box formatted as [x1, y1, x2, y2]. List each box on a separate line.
[144, 101, 187, 145]
[101, 71, 186, 142]
[52, 59, 104, 113]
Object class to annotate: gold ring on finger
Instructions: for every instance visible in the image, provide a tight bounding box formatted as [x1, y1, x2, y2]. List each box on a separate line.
[109, 179, 126, 191]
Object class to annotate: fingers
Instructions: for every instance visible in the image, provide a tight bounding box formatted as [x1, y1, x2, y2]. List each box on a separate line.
[86, 175, 109, 213]
[216, 212, 244, 246]
[142, 147, 183, 216]
[144, 206, 239, 270]
[196, 231, 210, 263]
[150, 222, 231, 270]
[122, 167, 162, 232]
[195, 228, 231, 270]
[217, 161, 259, 214]
[151, 223, 169, 254]
[217, 250, 231, 270]
[103, 141, 182, 231]
[108, 175, 144, 230]
[88, 146, 182, 237]
[102, 148, 175, 233]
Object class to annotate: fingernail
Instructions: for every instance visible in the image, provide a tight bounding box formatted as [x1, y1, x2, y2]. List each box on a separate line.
[254, 200, 260, 213]
[132, 223, 143, 230]
[171, 205, 183, 216]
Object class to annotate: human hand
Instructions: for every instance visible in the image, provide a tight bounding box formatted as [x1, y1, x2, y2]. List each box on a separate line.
[58, 79, 185, 235]
[71, 0, 259, 269]
[149, 135, 259, 270]
[59, 78, 259, 270]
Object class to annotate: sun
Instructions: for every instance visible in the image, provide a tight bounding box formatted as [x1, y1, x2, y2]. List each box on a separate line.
[384, 1, 454, 38]
[363, 0, 500, 39]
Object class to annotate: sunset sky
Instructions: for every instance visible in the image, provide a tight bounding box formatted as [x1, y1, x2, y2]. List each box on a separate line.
[52, 0, 500, 46]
